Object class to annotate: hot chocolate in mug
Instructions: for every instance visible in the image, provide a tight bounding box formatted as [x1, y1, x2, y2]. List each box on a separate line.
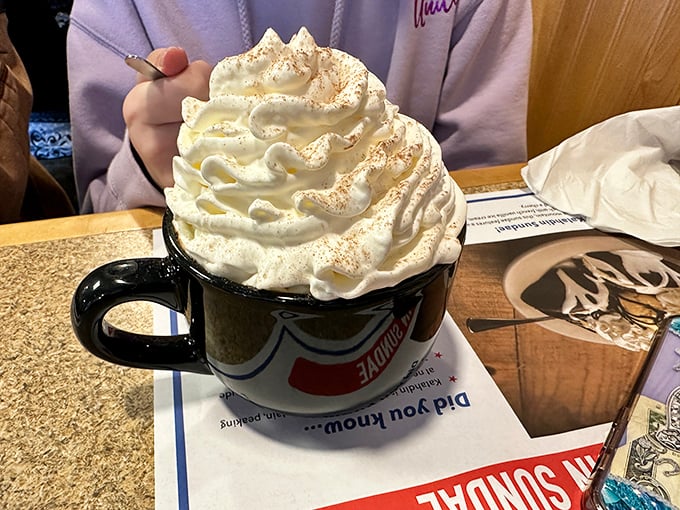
[71, 211, 465, 415]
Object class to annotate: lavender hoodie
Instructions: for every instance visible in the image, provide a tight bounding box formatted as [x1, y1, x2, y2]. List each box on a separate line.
[67, 0, 532, 213]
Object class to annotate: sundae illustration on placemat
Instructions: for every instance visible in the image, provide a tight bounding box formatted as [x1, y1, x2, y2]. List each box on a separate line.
[468, 236, 680, 351]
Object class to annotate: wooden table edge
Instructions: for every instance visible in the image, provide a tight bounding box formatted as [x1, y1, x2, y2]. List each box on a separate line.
[450, 162, 524, 189]
[0, 163, 525, 247]
[0, 207, 165, 247]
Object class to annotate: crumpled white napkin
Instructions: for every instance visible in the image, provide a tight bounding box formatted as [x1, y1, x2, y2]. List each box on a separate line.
[521, 106, 680, 247]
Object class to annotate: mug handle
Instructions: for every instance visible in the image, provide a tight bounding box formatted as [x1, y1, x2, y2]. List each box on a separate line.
[71, 257, 211, 374]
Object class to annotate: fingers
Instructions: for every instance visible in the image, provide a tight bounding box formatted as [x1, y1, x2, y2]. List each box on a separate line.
[145, 47, 189, 78]
[123, 59, 212, 126]
[128, 121, 183, 189]
[123, 51, 212, 190]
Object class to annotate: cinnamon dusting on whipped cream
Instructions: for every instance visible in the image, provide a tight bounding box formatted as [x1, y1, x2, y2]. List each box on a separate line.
[166, 27, 466, 300]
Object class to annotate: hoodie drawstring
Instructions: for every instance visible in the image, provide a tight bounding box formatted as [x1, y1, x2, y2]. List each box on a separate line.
[235, 0, 345, 51]
[236, 0, 253, 52]
[329, 0, 345, 48]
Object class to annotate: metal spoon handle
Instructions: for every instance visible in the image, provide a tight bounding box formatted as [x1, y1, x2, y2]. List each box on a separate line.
[466, 315, 556, 333]
[124, 54, 167, 80]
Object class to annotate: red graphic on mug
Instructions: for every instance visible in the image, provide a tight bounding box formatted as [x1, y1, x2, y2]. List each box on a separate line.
[288, 307, 418, 396]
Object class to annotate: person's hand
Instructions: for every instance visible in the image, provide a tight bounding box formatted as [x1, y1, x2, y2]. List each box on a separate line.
[123, 47, 211, 189]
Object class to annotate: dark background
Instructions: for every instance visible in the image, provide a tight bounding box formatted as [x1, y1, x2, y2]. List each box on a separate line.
[6, 1, 76, 209]
[6, 0, 72, 115]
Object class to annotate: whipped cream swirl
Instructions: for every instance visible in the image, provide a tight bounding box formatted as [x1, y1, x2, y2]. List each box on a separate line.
[166, 27, 466, 300]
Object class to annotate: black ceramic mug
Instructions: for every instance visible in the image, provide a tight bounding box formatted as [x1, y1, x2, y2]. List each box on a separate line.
[71, 211, 464, 415]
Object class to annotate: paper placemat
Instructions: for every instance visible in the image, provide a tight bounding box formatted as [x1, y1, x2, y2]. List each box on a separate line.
[152, 190, 610, 509]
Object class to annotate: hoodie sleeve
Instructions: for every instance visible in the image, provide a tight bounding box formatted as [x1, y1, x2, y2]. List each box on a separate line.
[434, 0, 532, 170]
[66, 2, 166, 213]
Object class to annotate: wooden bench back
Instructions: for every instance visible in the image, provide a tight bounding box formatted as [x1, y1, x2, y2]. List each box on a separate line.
[528, 0, 680, 158]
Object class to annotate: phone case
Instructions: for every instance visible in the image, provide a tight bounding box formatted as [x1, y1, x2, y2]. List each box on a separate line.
[583, 315, 680, 510]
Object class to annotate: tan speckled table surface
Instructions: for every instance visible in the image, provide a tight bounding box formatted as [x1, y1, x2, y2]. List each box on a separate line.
[0, 165, 524, 509]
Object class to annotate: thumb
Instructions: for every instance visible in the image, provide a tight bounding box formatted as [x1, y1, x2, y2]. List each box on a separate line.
[146, 47, 189, 77]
